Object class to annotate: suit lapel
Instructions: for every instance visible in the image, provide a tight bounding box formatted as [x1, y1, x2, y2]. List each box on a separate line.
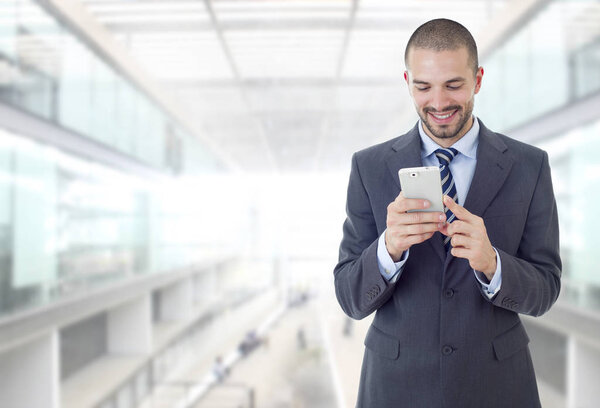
[462, 120, 513, 218]
[386, 124, 423, 189]
[446, 120, 514, 270]
[385, 125, 446, 263]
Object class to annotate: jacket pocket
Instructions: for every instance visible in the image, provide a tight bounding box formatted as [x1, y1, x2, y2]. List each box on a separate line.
[492, 321, 530, 361]
[364, 325, 400, 360]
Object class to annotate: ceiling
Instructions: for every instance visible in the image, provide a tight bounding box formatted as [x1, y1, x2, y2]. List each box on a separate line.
[76, 0, 512, 173]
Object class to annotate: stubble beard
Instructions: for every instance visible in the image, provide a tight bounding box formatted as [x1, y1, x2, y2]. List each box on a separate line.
[420, 99, 474, 141]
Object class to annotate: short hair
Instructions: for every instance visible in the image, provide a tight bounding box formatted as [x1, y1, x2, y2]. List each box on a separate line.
[404, 18, 479, 75]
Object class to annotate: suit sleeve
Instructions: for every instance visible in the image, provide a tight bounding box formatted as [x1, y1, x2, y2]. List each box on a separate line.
[334, 153, 398, 320]
[486, 151, 561, 316]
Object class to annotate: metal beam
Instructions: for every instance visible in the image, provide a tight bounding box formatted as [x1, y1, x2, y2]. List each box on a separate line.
[103, 18, 414, 33]
[0, 102, 170, 180]
[313, 0, 360, 172]
[163, 77, 404, 88]
[506, 90, 600, 144]
[203, 0, 279, 171]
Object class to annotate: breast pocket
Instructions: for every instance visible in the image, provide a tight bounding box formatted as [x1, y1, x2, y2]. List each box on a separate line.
[483, 202, 524, 219]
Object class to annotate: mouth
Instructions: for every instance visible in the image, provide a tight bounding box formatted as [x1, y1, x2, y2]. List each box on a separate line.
[427, 109, 458, 124]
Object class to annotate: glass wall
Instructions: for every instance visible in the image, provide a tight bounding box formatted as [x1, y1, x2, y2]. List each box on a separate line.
[477, 0, 600, 132]
[0, 0, 220, 174]
[0, 127, 243, 318]
[476, 0, 600, 312]
[538, 118, 600, 311]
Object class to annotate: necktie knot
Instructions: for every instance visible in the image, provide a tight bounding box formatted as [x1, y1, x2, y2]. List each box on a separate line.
[434, 148, 458, 167]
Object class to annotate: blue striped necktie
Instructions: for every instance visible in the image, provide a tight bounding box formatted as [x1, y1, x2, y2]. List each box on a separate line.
[435, 148, 459, 251]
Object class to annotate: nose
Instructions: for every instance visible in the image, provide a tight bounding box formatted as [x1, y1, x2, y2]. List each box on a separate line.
[430, 88, 450, 112]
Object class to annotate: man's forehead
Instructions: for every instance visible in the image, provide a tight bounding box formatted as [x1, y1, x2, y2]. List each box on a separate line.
[407, 46, 470, 62]
[406, 47, 472, 76]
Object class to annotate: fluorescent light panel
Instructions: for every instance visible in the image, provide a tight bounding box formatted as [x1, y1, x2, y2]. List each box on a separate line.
[214, 0, 352, 12]
[96, 13, 211, 23]
[87, 2, 207, 13]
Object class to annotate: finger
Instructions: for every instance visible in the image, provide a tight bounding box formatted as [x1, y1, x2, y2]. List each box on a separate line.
[397, 211, 446, 225]
[386, 230, 435, 253]
[446, 220, 473, 237]
[387, 222, 442, 240]
[389, 197, 428, 214]
[450, 233, 476, 249]
[401, 231, 435, 247]
[439, 222, 449, 236]
[394, 196, 432, 212]
[443, 195, 475, 221]
[450, 246, 471, 260]
[402, 222, 444, 236]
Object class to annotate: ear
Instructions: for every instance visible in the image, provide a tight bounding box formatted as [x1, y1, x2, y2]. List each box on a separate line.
[474, 67, 483, 94]
[404, 71, 409, 84]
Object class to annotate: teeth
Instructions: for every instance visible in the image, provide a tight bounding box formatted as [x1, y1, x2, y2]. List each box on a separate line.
[432, 112, 453, 119]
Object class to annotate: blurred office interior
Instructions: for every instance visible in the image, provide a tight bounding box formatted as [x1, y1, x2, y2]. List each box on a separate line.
[0, 0, 599, 407]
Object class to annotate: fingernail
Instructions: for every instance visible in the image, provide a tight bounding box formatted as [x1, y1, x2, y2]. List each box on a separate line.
[437, 223, 443, 228]
[439, 214, 445, 221]
[423, 200, 430, 208]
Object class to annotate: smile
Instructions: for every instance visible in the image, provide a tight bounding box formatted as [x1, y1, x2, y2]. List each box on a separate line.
[428, 109, 458, 123]
[432, 112, 452, 119]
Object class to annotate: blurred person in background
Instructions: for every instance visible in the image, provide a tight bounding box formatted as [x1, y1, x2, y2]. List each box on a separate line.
[334, 18, 561, 408]
[212, 355, 228, 383]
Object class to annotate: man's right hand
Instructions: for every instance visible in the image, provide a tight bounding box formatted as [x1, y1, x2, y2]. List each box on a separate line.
[385, 192, 446, 262]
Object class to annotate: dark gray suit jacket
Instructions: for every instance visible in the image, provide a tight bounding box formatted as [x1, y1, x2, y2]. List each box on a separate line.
[334, 119, 561, 408]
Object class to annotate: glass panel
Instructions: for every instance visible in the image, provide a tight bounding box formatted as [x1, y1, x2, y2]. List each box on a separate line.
[90, 60, 117, 146]
[12, 140, 57, 290]
[529, 4, 569, 118]
[572, 39, 600, 100]
[0, 1, 16, 59]
[58, 36, 92, 136]
[114, 80, 137, 156]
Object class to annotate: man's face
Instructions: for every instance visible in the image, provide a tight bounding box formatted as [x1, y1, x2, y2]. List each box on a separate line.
[405, 47, 483, 145]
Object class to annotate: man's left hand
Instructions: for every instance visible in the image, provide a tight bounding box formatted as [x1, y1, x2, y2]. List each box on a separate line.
[440, 195, 497, 280]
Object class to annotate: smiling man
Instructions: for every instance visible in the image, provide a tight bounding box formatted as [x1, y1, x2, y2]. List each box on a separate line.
[334, 19, 561, 407]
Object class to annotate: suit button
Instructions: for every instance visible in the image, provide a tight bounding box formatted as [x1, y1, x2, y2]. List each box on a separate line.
[442, 345, 453, 356]
[444, 289, 454, 298]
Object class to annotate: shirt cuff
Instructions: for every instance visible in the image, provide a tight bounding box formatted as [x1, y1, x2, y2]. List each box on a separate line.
[473, 247, 502, 299]
[377, 230, 409, 283]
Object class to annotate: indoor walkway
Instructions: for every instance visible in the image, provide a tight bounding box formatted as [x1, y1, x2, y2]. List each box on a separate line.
[193, 297, 339, 408]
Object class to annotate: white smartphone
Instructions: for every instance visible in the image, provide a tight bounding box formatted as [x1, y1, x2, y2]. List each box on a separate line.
[398, 166, 444, 212]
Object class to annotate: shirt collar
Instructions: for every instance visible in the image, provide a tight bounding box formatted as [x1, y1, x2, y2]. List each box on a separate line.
[418, 116, 479, 160]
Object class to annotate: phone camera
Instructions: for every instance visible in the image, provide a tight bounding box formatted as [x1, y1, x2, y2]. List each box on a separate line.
[411, 173, 418, 177]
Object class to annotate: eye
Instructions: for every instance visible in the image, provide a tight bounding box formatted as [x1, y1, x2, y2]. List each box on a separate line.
[416, 86, 430, 91]
[447, 85, 462, 90]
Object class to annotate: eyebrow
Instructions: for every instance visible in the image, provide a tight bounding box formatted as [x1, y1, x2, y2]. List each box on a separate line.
[412, 77, 466, 85]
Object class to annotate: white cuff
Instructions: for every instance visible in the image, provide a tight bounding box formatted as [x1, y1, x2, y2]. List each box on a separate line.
[377, 230, 409, 282]
[474, 247, 502, 299]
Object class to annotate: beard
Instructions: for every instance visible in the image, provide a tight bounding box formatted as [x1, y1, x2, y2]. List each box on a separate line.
[419, 99, 474, 140]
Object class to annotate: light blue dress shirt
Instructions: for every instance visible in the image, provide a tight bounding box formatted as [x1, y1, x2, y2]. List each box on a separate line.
[377, 117, 502, 298]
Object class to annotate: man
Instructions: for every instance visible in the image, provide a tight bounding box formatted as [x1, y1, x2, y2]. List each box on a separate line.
[334, 18, 561, 407]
